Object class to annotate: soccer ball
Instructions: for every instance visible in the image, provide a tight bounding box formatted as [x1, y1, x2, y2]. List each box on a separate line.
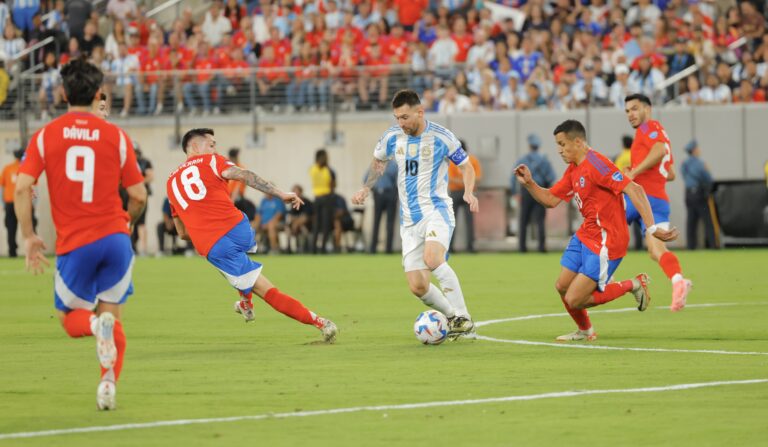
[414, 310, 449, 345]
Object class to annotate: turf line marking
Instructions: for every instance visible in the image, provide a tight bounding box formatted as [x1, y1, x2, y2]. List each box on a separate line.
[1, 379, 766, 440]
[472, 335, 768, 355]
[476, 302, 767, 328]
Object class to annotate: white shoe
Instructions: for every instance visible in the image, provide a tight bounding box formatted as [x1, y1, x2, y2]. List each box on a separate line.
[154, 104, 163, 115]
[556, 327, 597, 342]
[96, 380, 116, 410]
[213, 106, 221, 115]
[317, 317, 338, 343]
[631, 273, 651, 311]
[119, 109, 129, 118]
[95, 312, 117, 369]
[234, 299, 255, 322]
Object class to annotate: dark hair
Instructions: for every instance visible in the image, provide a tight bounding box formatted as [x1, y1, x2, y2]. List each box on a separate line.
[622, 135, 633, 148]
[553, 119, 586, 140]
[391, 89, 421, 108]
[624, 93, 652, 106]
[181, 128, 214, 153]
[228, 147, 240, 159]
[315, 148, 327, 162]
[459, 139, 468, 152]
[99, 92, 107, 101]
[60, 59, 103, 106]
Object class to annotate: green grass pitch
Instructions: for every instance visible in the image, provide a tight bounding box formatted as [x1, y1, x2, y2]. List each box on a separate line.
[1, 250, 767, 446]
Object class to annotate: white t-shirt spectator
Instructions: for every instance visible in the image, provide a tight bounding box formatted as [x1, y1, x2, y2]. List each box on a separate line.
[438, 93, 471, 114]
[700, 85, 732, 104]
[628, 68, 665, 100]
[571, 77, 608, 103]
[428, 38, 458, 70]
[202, 12, 232, 47]
[107, 0, 138, 22]
[466, 41, 494, 68]
[609, 80, 631, 109]
[110, 54, 139, 86]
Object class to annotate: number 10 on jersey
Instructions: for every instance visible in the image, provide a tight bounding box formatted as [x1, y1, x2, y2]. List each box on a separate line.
[405, 160, 419, 176]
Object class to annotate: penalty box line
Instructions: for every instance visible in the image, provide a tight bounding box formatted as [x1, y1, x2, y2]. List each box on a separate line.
[0, 379, 767, 440]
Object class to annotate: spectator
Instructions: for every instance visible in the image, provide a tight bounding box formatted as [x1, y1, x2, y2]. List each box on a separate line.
[254, 193, 286, 254]
[498, 72, 522, 110]
[131, 145, 153, 256]
[428, 24, 458, 82]
[609, 64, 632, 109]
[157, 198, 181, 256]
[79, 21, 104, 57]
[1, 148, 24, 257]
[626, 0, 662, 35]
[63, 0, 90, 39]
[107, 0, 138, 23]
[38, 51, 62, 119]
[438, 83, 471, 114]
[628, 55, 666, 102]
[512, 133, 555, 253]
[733, 78, 766, 103]
[11, 0, 39, 39]
[0, 1, 9, 39]
[449, 140, 482, 253]
[107, 42, 139, 118]
[286, 185, 313, 253]
[202, 0, 232, 47]
[183, 41, 215, 116]
[331, 183, 354, 253]
[700, 72, 732, 104]
[1, 24, 26, 71]
[740, 1, 765, 49]
[394, 0, 428, 32]
[136, 37, 164, 116]
[310, 148, 335, 254]
[466, 28, 494, 69]
[681, 140, 716, 249]
[572, 61, 608, 106]
[364, 159, 397, 254]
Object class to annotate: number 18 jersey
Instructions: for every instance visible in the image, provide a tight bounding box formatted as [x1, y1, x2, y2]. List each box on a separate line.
[19, 111, 144, 255]
[166, 153, 243, 256]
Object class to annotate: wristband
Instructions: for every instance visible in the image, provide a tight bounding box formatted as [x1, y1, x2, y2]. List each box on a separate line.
[646, 224, 658, 235]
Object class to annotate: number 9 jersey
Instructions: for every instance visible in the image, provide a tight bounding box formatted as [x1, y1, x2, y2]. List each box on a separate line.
[166, 153, 243, 256]
[19, 112, 144, 255]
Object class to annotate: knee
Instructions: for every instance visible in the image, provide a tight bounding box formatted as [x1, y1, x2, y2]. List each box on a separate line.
[409, 281, 429, 297]
[648, 246, 666, 262]
[554, 280, 568, 297]
[424, 255, 443, 271]
[564, 293, 585, 309]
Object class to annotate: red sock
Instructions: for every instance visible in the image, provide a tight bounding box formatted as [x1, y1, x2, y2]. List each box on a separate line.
[560, 296, 591, 331]
[63, 309, 95, 338]
[101, 320, 126, 382]
[263, 288, 321, 328]
[659, 252, 682, 280]
[591, 280, 634, 305]
[239, 290, 253, 304]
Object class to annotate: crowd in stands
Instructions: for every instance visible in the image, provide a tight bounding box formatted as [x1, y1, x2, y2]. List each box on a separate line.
[0, 0, 766, 118]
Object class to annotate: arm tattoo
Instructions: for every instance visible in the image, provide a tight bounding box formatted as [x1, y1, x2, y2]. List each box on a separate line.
[224, 167, 279, 195]
[364, 159, 387, 189]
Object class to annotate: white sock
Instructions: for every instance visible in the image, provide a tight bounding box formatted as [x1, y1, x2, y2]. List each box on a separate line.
[671, 273, 683, 284]
[432, 263, 470, 318]
[418, 283, 456, 318]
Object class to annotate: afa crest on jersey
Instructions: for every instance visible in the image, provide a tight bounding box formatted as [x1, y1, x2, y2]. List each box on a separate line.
[612, 172, 624, 182]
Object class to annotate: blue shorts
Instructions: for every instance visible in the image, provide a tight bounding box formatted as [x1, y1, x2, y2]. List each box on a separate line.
[54, 233, 134, 312]
[625, 194, 670, 235]
[560, 236, 622, 292]
[207, 215, 262, 294]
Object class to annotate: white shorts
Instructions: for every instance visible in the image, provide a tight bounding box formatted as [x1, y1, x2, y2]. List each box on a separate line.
[401, 212, 454, 272]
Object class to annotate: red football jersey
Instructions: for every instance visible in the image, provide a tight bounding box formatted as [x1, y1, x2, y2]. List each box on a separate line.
[631, 119, 673, 201]
[551, 149, 632, 260]
[166, 153, 243, 256]
[19, 111, 144, 255]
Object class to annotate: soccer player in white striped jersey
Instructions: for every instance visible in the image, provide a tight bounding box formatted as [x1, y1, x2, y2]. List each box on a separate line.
[352, 89, 478, 337]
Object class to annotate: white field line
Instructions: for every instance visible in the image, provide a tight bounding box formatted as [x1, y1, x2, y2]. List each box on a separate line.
[1, 379, 766, 440]
[473, 302, 768, 355]
[472, 335, 768, 355]
[476, 302, 766, 328]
